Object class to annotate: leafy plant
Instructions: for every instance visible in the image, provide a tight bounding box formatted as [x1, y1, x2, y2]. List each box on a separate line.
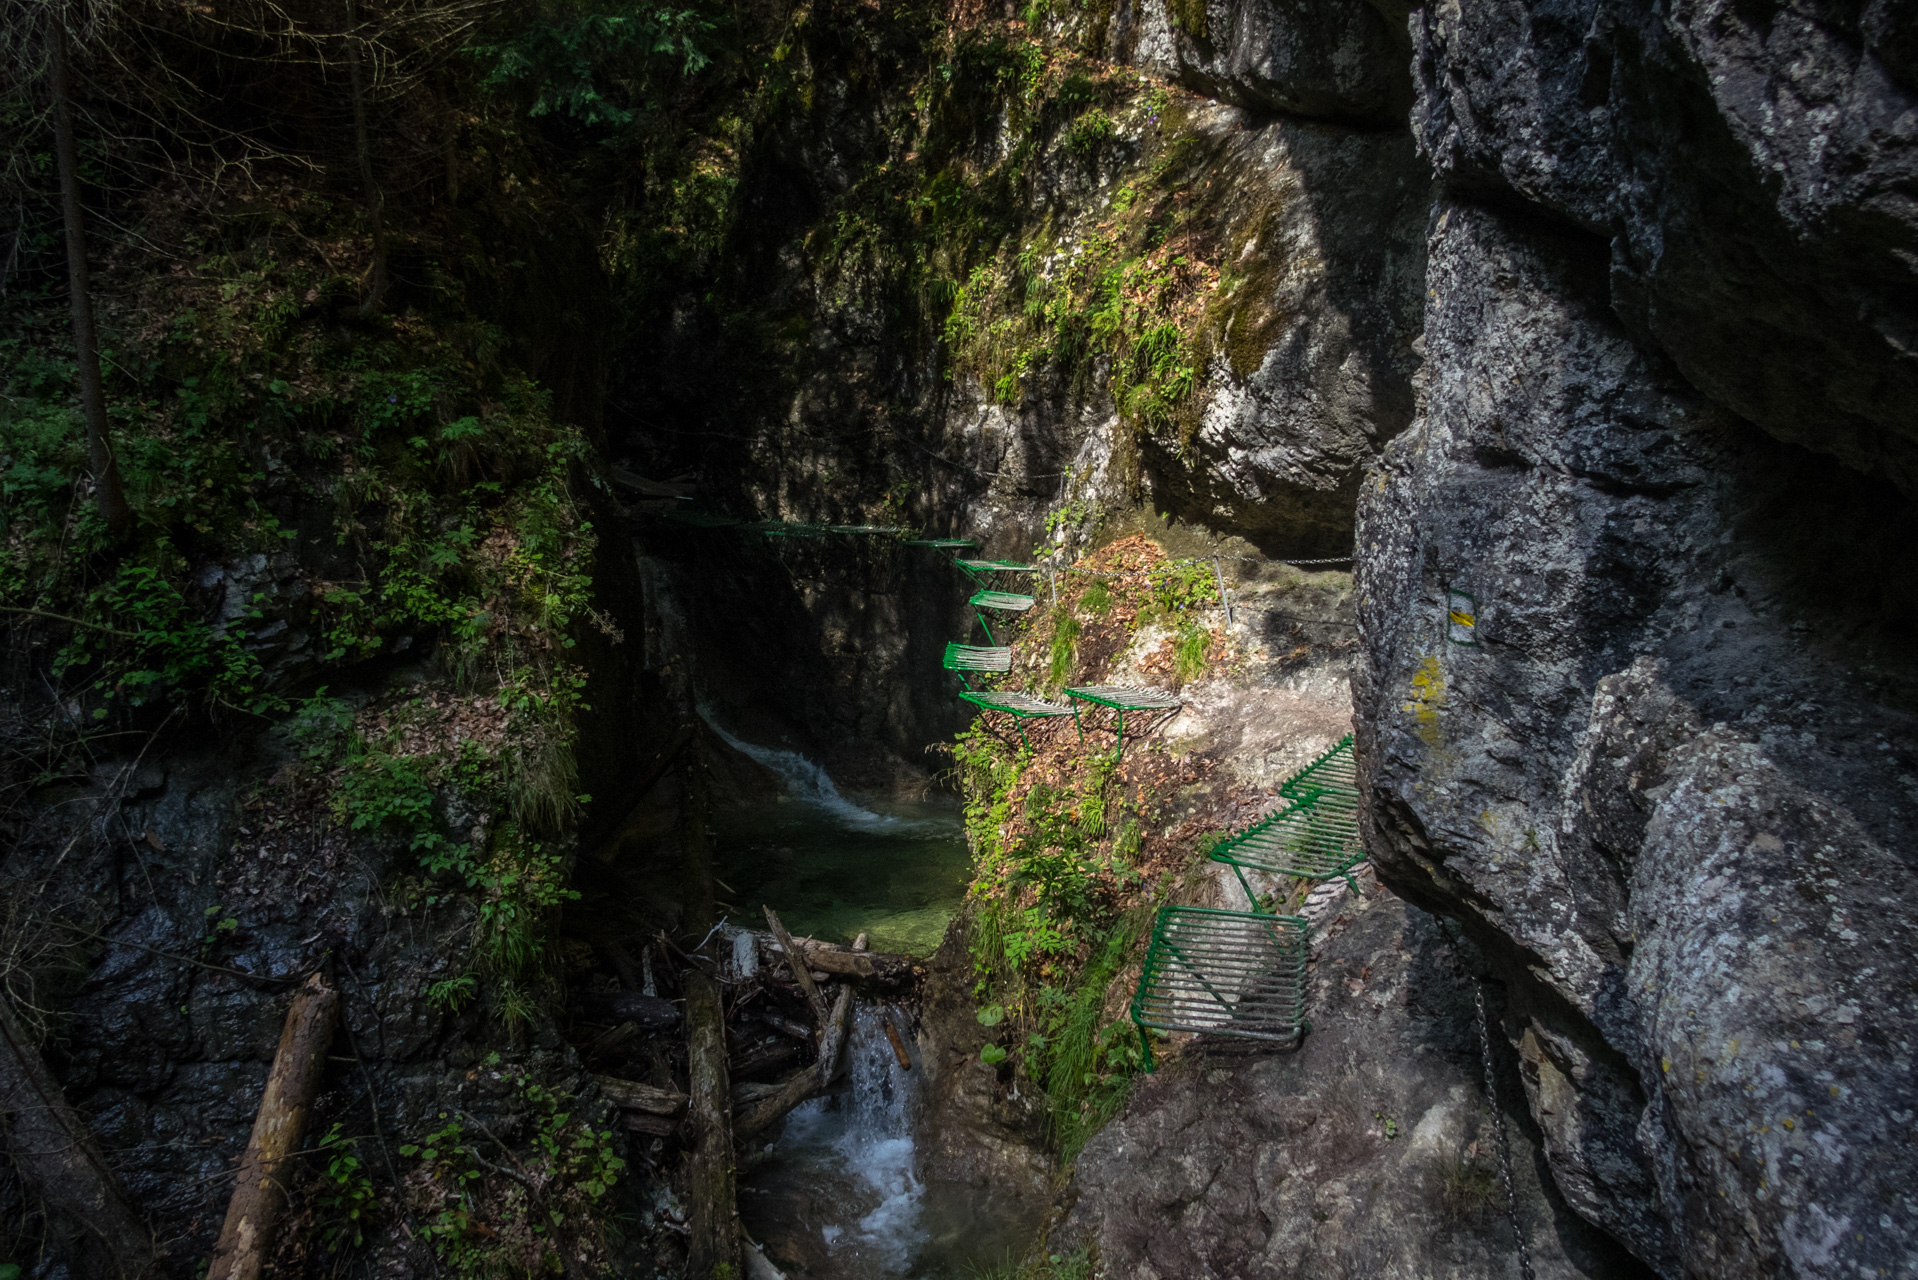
[477, 0, 718, 130]
[314, 1123, 378, 1251]
[427, 974, 478, 1013]
[1173, 619, 1210, 682]
[1047, 611, 1080, 687]
[401, 1070, 625, 1277]
[1437, 1150, 1500, 1220]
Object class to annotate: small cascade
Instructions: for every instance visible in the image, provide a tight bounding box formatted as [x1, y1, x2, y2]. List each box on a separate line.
[743, 1002, 932, 1278]
[698, 708, 905, 832]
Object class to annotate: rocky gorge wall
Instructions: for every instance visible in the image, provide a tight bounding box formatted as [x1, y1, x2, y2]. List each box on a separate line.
[1353, 3, 1918, 1279]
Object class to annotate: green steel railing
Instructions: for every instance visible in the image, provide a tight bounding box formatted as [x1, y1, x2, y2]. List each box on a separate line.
[1064, 685, 1183, 761]
[1130, 906, 1309, 1070]
[1209, 738, 1363, 901]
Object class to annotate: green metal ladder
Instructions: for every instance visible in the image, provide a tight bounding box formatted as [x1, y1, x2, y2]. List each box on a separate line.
[1130, 906, 1310, 1070]
[1131, 737, 1362, 1070]
[1209, 736, 1364, 900]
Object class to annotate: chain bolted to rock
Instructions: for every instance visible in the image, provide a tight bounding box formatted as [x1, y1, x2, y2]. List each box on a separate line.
[1473, 977, 1537, 1280]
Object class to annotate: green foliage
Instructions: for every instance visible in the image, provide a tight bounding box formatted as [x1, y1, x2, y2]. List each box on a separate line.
[400, 1070, 625, 1277]
[1437, 1151, 1500, 1220]
[314, 1123, 378, 1252]
[1043, 496, 1096, 543]
[1078, 578, 1112, 615]
[957, 722, 1149, 1151]
[1166, 0, 1208, 38]
[1174, 619, 1210, 682]
[1142, 557, 1218, 621]
[967, 1246, 1094, 1280]
[1063, 108, 1114, 156]
[477, 0, 719, 130]
[1046, 610, 1081, 687]
[427, 973, 478, 1013]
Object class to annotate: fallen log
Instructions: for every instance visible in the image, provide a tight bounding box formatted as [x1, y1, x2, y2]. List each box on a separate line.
[582, 1020, 642, 1060]
[208, 972, 339, 1280]
[815, 983, 853, 1088]
[728, 1028, 802, 1079]
[733, 982, 854, 1140]
[683, 966, 740, 1278]
[733, 1064, 819, 1140]
[762, 907, 829, 1025]
[0, 993, 154, 1277]
[882, 1015, 913, 1071]
[593, 1074, 688, 1117]
[748, 929, 917, 986]
[753, 1009, 813, 1040]
[621, 1112, 677, 1139]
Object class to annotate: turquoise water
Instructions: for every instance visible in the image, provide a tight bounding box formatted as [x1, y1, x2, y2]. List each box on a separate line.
[710, 792, 971, 955]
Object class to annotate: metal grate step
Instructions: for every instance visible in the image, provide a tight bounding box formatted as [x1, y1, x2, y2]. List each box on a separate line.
[1064, 685, 1183, 711]
[943, 643, 1012, 672]
[1278, 734, 1357, 802]
[970, 590, 1036, 612]
[956, 558, 1042, 574]
[958, 691, 1071, 716]
[1131, 906, 1309, 1070]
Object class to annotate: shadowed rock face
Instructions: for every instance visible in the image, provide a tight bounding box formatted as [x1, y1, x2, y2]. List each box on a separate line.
[1355, 197, 1918, 1277]
[1063, 888, 1653, 1280]
[1411, 0, 1918, 494]
[1105, 0, 1417, 126]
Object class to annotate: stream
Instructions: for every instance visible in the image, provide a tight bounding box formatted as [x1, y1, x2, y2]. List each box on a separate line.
[703, 716, 1031, 1278]
[704, 716, 972, 955]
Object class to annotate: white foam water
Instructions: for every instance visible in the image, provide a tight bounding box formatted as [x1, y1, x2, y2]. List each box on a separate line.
[698, 710, 907, 832]
[769, 1002, 930, 1276]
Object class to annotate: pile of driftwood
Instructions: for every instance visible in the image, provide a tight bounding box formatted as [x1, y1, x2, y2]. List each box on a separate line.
[0, 907, 918, 1280]
[582, 908, 920, 1279]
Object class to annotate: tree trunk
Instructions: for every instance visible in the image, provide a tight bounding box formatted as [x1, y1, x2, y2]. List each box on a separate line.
[0, 994, 153, 1277]
[46, 19, 133, 542]
[762, 907, 829, 1025]
[207, 974, 339, 1280]
[684, 965, 741, 1279]
[342, 0, 386, 316]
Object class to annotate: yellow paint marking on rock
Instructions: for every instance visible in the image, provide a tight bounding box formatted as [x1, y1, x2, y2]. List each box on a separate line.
[1406, 654, 1446, 748]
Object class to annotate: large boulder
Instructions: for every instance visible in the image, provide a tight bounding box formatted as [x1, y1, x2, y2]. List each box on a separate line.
[1412, 0, 1918, 493]
[1355, 197, 1918, 1279]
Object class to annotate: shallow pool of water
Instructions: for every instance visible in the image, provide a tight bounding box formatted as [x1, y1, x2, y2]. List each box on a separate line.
[704, 717, 971, 954]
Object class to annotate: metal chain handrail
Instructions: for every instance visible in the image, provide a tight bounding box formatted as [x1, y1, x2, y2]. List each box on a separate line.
[1473, 978, 1537, 1280]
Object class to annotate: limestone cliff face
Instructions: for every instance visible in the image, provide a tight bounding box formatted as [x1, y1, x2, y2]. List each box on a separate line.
[1356, 3, 1918, 1277]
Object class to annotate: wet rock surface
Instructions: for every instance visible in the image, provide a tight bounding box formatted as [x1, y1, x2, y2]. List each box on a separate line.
[1061, 887, 1650, 1279]
[911, 918, 1056, 1250]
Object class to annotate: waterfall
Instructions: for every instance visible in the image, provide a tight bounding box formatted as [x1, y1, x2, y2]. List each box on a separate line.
[698, 708, 906, 832]
[758, 1002, 929, 1277]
